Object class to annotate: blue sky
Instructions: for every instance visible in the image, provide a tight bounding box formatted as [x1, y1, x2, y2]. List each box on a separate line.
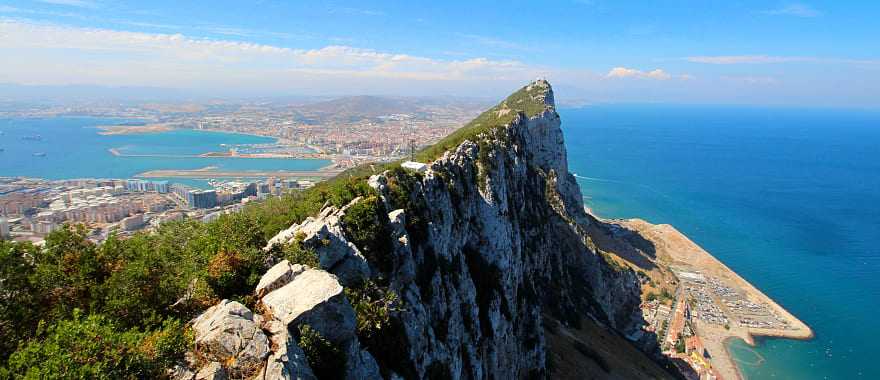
[1, 0, 878, 107]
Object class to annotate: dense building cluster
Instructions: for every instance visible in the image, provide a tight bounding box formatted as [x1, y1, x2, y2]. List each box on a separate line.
[0, 176, 317, 244]
[2, 97, 485, 170]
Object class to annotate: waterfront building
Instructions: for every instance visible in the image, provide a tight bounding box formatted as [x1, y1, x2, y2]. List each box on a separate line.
[190, 190, 218, 209]
[125, 179, 169, 193]
[154, 181, 169, 193]
[215, 181, 257, 205]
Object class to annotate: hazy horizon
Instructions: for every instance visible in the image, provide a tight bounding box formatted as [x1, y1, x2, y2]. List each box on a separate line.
[1, 1, 879, 108]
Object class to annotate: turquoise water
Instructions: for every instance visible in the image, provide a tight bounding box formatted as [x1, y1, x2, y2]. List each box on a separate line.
[0, 117, 330, 186]
[560, 105, 880, 379]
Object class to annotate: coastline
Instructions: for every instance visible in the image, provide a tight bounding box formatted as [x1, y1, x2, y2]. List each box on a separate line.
[585, 207, 812, 380]
[95, 122, 174, 135]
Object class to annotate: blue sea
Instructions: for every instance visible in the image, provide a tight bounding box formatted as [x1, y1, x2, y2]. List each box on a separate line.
[560, 105, 880, 379]
[0, 117, 330, 188]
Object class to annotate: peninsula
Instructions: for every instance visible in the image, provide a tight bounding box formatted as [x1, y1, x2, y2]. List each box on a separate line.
[587, 212, 813, 379]
[0, 80, 814, 380]
[96, 122, 176, 135]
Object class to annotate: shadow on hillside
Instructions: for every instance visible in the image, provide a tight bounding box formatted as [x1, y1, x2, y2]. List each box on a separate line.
[586, 217, 658, 271]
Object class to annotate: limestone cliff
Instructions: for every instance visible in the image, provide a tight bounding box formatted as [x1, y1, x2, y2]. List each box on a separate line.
[174, 80, 679, 380]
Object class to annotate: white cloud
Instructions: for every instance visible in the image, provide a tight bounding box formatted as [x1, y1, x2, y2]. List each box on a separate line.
[0, 19, 540, 90]
[762, 3, 821, 18]
[606, 67, 688, 80]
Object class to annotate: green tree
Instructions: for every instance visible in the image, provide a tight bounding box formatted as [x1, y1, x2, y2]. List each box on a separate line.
[0, 240, 41, 360]
[5, 311, 167, 379]
[32, 225, 110, 322]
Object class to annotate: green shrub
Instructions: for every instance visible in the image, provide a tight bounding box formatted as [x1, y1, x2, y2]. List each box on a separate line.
[283, 241, 320, 268]
[5, 311, 157, 379]
[342, 195, 393, 276]
[297, 325, 346, 379]
[345, 281, 402, 341]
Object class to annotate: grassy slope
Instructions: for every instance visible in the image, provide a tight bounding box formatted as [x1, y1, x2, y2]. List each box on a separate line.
[414, 80, 552, 162]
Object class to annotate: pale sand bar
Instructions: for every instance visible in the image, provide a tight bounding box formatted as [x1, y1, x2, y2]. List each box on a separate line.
[617, 218, 813, 379]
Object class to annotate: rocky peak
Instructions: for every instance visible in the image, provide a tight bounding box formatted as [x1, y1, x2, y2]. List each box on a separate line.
[174, 80, 678, 380]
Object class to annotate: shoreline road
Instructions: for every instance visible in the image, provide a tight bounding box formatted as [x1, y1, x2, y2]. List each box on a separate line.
[136, 169, 344, 179]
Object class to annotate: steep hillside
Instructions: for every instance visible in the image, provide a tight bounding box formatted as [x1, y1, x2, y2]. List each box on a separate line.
[171, 80, 681, 379]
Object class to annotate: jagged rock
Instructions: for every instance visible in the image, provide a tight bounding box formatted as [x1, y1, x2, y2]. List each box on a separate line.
[263, 199, 370, 286]
[385, 209, 416, 284]
[343, 341, 382, 380]
[175, 80, 672, 380]
[255, 260, 305, 298]
[260, 268, 356, 345]
[168, 364, 196, 380]
[265, 223, 301, 251]
[352, 80, 657, 378]
[191, 300, 270, 377]
[259, 267, 380, 379]
[194, 362, 226, 380]
[257, 320, 317, 380]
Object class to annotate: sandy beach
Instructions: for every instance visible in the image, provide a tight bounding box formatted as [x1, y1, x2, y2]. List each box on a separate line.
[611, 217, 813, 380]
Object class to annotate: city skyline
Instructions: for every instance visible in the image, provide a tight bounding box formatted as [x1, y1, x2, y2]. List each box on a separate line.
[1, 0, 879, 108]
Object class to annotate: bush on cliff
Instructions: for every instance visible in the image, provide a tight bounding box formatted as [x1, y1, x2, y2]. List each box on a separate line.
[296, 324, 346, 379]
[3, 310, 187, 379]
[341, 194, 393, 277]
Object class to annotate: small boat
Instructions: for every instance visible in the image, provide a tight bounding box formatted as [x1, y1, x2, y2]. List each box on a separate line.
[33, 152, 47, 157]
[22, 134, 42, 141]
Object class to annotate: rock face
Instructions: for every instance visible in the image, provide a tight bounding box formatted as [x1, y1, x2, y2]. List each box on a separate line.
[182, 262, 379, 380]
[265, 200, 371, 286]
[349, 79, 649, 378]
[257, 319, 316, 380]
[191, 300, 270, 378]
[177, 80, 671, 379]
[260, 267, 355, 344]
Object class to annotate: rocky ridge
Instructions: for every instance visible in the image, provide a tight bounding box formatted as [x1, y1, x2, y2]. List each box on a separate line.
[173, 80, 677, 379]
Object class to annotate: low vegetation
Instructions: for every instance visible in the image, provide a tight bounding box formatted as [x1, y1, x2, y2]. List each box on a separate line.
[415, 81, 550, 162]
[0, 83, 553, 378]
[296, 324, 346, 379]
[345, 281, 402, 342]
[341, 194, 394, 278]
[0, 168, 388, 377]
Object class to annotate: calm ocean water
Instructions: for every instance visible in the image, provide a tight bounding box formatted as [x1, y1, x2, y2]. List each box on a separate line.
[560, 105, 880, 379]
[0, 117, 330, 188]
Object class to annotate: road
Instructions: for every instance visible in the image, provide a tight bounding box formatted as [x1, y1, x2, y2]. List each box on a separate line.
[135, 169, 344, 179]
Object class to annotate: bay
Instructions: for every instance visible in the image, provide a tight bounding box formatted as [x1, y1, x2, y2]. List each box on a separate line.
[0, 117, 330, 188]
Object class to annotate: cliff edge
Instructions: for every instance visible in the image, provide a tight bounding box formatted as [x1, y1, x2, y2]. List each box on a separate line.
[173, 80, 680, 379]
